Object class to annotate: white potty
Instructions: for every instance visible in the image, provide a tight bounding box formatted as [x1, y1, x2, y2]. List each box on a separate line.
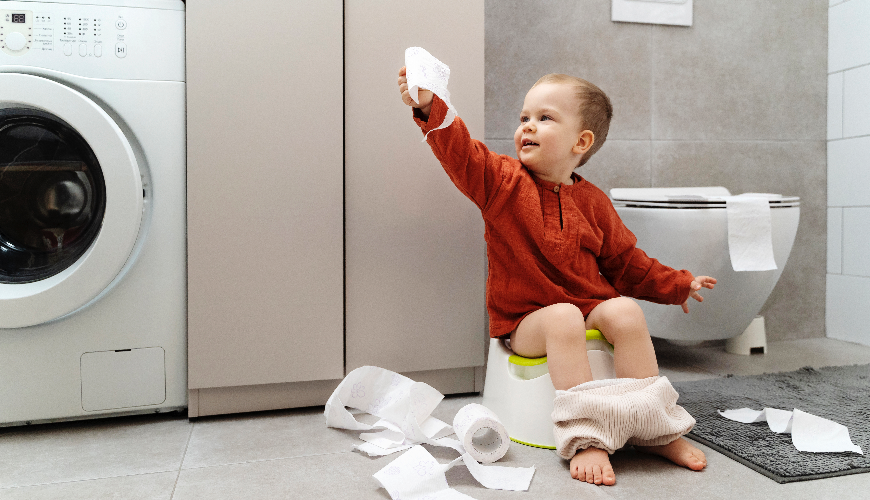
[481, 330, 615, 449]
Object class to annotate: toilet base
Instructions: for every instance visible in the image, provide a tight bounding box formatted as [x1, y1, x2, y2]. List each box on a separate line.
[726, 316, 767, 355]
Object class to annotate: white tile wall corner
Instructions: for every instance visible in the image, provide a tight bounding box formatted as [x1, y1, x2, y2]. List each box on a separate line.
[827, 274, 870, 345]
[828, 207, 844, 274]
[828, 136, 870, 207]
[842, 207, 870, 277]
[843, 64, 870, 137]
[828, 71, 844, 140]
[829, 0, 870, 73]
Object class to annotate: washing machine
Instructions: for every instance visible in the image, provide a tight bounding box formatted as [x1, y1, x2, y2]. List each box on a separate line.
[0, 0, 186, 426]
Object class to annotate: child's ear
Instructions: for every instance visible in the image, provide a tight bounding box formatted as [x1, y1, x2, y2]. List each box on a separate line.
[573, 130, 595, 155]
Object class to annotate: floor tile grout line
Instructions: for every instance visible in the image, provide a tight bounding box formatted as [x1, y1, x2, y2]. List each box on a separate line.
[177, 448, 359, 473]
[0, 470, 178, 491]
[169, 419, 195, 499]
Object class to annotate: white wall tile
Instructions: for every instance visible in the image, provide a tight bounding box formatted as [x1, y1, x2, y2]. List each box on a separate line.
[843, 207, 870, 276]
[829, 207, 844, 274]
[829, 0, 870, 72]
[828, 135, 870, 206]
[827, 274, 870, 345]
[828, 72, 844, 140]
[843, 64, 870, 137]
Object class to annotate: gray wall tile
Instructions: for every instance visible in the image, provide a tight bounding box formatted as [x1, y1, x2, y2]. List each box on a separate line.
[651, 0, 828, 141]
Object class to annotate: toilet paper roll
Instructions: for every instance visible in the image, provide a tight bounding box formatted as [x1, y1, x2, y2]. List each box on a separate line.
[452, 403, 510, 464]
[405, 46, 457, 140]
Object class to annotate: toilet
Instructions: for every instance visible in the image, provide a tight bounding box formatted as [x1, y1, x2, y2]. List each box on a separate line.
[610, 187, 800, 342]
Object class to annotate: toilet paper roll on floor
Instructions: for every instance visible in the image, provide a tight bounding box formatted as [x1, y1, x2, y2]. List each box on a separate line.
[451, 403, 510, 464]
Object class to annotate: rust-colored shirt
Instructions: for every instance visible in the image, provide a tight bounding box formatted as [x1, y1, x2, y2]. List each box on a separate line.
[415, 97, 693, 338]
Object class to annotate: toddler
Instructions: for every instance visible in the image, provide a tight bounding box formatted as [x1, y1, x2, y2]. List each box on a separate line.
[397, 66, 716, 486]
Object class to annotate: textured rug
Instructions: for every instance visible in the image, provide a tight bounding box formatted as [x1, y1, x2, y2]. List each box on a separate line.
[671, 364, 870, 483]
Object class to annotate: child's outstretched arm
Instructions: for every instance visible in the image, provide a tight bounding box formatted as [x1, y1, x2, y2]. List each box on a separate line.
[397, 66, 434, 119]
[681, 275, 717, 313]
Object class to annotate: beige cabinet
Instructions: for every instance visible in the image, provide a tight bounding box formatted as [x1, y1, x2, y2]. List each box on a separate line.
[187, 0, 485, 418]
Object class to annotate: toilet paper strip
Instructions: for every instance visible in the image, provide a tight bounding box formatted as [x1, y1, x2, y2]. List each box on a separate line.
[725, 194, 777, 272]
[405, 47, 457, 140]
[719, 407, 863, 454]
[326, 366, 535, 498]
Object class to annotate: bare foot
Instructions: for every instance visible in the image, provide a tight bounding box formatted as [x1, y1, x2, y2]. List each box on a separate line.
[569, 447, 616, 485]
[635, 437, 707, 471]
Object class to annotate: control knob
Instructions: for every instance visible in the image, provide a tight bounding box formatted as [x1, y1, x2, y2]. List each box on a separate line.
[4, 32, 27, 52]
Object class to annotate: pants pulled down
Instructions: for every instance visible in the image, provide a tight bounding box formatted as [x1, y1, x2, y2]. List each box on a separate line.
[552, 376, 695, 459]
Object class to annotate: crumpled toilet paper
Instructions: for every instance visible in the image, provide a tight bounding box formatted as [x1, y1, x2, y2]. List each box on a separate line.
[725, 194, 778, 272]
[719, 407, 863, 454]
[326, 366, 535, 499]
[405, 46, 457, 140]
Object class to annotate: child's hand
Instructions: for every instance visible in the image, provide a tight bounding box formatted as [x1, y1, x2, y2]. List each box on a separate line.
[681, 276, 717, 313]
[398, 66, 433, 118]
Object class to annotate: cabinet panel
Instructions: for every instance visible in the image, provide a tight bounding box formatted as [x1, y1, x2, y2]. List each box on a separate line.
[187, 0, 344, 389]
[345, 0, 486, 373]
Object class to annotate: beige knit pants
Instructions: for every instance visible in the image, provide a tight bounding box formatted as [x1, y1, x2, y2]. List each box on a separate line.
[551, 376, 695, 459]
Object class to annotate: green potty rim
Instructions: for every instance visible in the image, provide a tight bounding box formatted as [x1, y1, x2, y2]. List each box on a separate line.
[507, 329, 611, 366]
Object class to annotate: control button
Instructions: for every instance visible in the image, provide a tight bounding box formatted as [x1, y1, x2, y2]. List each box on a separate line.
[115, 19, 127, 30]
[5, 32, 27, 51]
[63, 43, 72, 56]
[79, 43, 87, 56]
[114, 42, 126, 58]
[94, 44, 102, 57]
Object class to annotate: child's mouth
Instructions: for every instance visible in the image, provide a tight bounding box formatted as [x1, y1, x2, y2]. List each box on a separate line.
[522, 139, 539, 148]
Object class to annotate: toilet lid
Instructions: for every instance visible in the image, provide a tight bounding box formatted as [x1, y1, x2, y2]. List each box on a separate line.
[610, 187, 800, 209]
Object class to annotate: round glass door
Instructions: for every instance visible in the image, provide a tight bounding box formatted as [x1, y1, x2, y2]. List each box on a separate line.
[0, 73, 143, 329]
[0, 109, 107, 283]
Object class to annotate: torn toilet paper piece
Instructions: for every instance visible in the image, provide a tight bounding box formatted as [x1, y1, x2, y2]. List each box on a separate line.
[718, 407, 863, 454]
[405, 46, 457, 140]
[725, 194, 777, 272]
[326, 366, 535, 498]
[325, 365, 450, 452]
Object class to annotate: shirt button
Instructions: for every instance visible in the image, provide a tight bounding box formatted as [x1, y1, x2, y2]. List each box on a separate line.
[554, 185, 560, 193]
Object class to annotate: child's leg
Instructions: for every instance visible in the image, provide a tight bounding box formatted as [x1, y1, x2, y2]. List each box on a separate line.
[509, 303, 593, 390]
[584, 297, 658, 379]
[585, 297, 706, 472]
[510, 303, 614, 485]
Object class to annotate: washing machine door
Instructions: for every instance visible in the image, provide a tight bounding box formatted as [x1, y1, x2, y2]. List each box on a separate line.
[0, 73, 143, 328]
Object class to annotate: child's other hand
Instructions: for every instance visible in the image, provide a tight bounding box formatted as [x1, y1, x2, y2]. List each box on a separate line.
[398, 66, 433, 117]
[681, 276, 717, 313]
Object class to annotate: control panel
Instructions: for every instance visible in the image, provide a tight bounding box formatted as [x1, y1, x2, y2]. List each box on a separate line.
[1, 10, 33, 56]
[1, 8, 124, 59]
[0, 2, 183, 82]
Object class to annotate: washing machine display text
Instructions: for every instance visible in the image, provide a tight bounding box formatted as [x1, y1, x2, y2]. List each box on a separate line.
[11, 13, 25, 23]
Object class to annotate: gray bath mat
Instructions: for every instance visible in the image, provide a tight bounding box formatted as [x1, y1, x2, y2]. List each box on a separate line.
[671, 364, 870, 483]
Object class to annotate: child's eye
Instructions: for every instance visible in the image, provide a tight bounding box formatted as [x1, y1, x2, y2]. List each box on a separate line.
[520, 116, 529, 123]
[541, 115, 552, 121]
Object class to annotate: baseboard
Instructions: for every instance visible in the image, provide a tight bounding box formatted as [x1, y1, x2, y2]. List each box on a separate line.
[188, 366, 481, 418]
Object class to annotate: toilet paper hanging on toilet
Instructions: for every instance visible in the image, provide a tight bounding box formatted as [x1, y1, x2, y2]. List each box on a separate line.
[725, 194, 778, 272]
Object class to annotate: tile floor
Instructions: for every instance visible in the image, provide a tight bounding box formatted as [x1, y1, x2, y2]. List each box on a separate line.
[3, 337, 870, 500]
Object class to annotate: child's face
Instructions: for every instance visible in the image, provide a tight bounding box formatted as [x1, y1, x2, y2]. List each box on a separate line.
[514, 83, 588, 180]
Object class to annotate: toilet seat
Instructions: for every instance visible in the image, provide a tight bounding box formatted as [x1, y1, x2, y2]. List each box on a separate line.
[611, 187, 800, 209]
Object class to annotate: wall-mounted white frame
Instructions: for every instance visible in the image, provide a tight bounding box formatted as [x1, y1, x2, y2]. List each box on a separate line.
[612, 0, 693, 27]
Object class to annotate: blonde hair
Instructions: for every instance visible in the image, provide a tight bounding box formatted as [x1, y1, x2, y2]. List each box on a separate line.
[532, 74, 613, 166]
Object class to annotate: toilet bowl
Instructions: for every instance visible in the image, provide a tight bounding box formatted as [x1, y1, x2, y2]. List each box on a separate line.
[610, 187, 800, 342]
